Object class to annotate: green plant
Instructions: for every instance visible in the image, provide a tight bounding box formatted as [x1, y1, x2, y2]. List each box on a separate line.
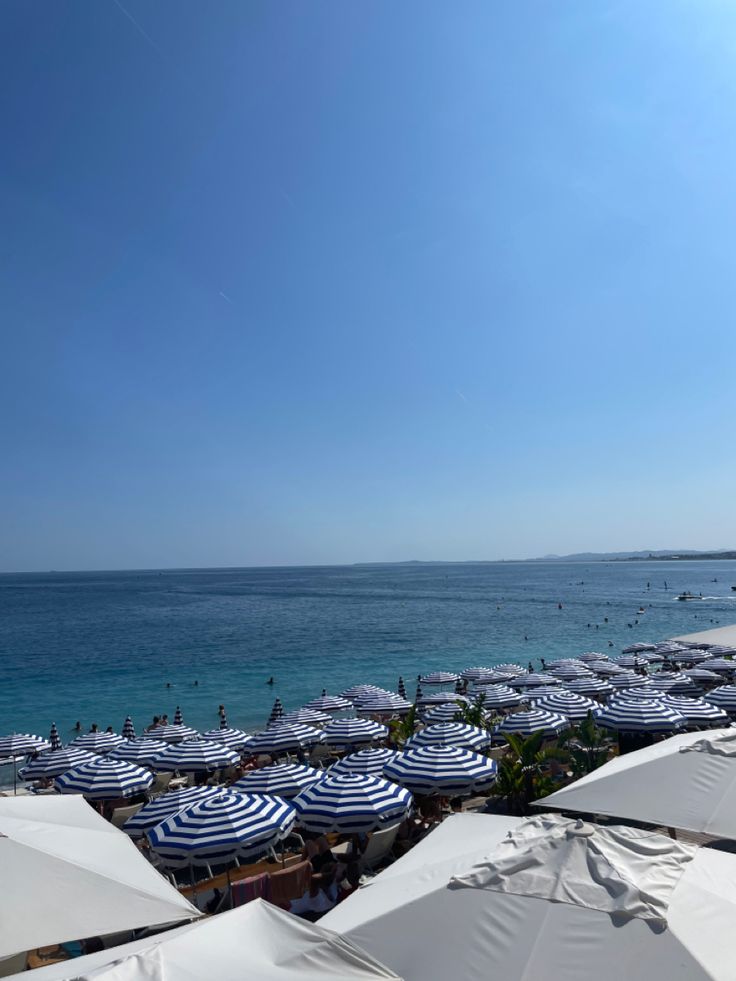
[454, 693, 490, 729]
[389, 702, 418, 747]
[560, 711, 611, 778]
[491, 730, 568, 815]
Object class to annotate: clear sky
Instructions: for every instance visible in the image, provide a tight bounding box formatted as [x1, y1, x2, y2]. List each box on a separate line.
[2, 1, 736, 572]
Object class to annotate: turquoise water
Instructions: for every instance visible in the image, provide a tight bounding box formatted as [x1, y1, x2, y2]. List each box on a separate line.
[1, 561, 735, 742]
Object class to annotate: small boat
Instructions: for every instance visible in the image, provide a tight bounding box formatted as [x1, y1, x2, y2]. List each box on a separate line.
[676, 592, 700, 601]
[637, 607, 646, 615]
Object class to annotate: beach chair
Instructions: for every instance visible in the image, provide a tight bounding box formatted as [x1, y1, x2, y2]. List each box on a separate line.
[111, 803, 143, 829]
[148, 772, 173, 797]
[359, 823, 400, 872]
[267, 860, 312, 908]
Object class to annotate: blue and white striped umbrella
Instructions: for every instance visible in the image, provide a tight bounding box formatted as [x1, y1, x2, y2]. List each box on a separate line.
[548, 663, 594, 680]
[351, 688, 397, 707]
[124, 786, 224, 836]
[417, 690, 469, 706]
[613, 655, 651, 668]
[682, 667, 721, 682]
[659, 695, 730, 727]
[473, 685, 523, 709]
[70, 731, 125, 754]
[495, 663, 525, 676]
[152, 724, 200, 743]
[383, 745, 497, 796]
[707, 646, 736, 656]
[595, 697, 686, 733]
[48, 724, 62, 751]
[267, 699, 285, 726]
[173, 707, 184, 725]
[474, 670, 520, 684]
[341, 685, 385, 703]
[531, 690, 600, 722]
[563, 677, 614, 696]
[233, 763, 324, 798]
[280, 709, 331, 727]
[702, 658, 736, 673]
[673, 650, 712, 664]
[147, 792, 296, 867]
[610, 686, 665, 700]
[511, 674, 561, 689]
[461, 667, 495, 682]
[108, 738, 168, 765]
[201, 722, 251, 750]
[495, 709, 570, 738]
[0, 733, 50, 758]
[122, 716, 136, 740]
[422, 703, 465, 723]
[303, 691, 352, 712]
[591, 662, 628, 676]
[607, 672, 645, 690]
[56, 757, 154, 799]
[420, 671, 460, 686]
[405, 722, 491, 750]
[148, 738, 240, 772]
[622, 643, 657, 654]
[18, 747, 96, 780]
[649, 672, 699, 695]
[292, 773, 412, 833]
[247, 723, 325, 754]
[578, 652, 610, 662]
[704, 685, 736, 713]
[397, 677, 407, 699]
[321, 718, 387, 747]
[515, 685, 564, 698]
[330, 748, 400, 777]
[357, 695, 413, 715]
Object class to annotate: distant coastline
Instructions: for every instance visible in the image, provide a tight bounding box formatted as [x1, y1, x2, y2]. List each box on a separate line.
[355, 549, 736, 566]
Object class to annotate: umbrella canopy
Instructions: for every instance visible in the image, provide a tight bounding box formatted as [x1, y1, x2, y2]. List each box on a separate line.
[510, 674, 561, 689]
[673, 650, 713, 664]
[267, 698, 285, 725]
[152, 724, 200, 743]
[659, 695, 730, 727]
[341, 685, 386, 703]
[48, 724, 62, 751]
[420, 671, 460, 685]
[607, 672, 646, 690]
[330, 748, 400, 777]
[0, 733, 50, 758]
[280, 709, 331, 726]
[622, 643, 657, 654]
[357, 695, 413, 715]
[383, 745, 497, 796]
[18, 747, 97, 781]
[562, 677, 613, 696]
[422, 703, 464, 723]
[397, 677, 407, 699]
[405, 723, 491, 751]
[121, 716, 136, 740]
[173, 707, 184, 725]
[323, 811, 736, 981]
[124, 786, 225, 837]
[494, 663, 525, 676]
[303, 691, 352, 712]
[322, 718, 388, 747]
[461, 667, 495, 682]
[70, 731, 126, 754]
[595, 697, 686, 734]
[682, 667, 722, 682]
[148, 792, 296, 867]
[0, 795, 199, 960]
[108, 738, 168, 766]
[149, 739, 240, 773]
[201, 725, 251, 750]
[247, 724, 325, 754]
[417, 690, 469, 705]
[531, 690, 600, 722]
[541, 727, 736, 838]
[55, 757, 154, 799]
[474, 670, 520, 684]
[292, 773, 412, 833]
[495, 709, 569, 738]
[610, 686, 665, 700]
[705, 685, 736, 713]
[649, 672, 699, 696]
[590, 661, 628, 676]
[578, 651, 610, 662]
[473, 685, 523, 709]
[547, 664, 594, 679]
[232, 763, 324, 798]
[701, 657, 736, 672]
[17, 900, 402, 981]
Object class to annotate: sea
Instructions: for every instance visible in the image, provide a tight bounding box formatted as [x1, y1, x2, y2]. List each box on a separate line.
[1, 560, 736, 747]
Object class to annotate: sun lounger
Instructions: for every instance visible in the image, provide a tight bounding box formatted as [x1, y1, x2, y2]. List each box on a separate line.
[268, 860, 312, 907]
[111, 803, 143, 829]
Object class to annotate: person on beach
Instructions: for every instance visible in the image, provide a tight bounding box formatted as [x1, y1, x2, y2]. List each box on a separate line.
[146, 715, 161, 732]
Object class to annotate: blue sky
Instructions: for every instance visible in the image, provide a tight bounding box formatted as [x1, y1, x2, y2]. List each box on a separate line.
[2, 1, 736, 571]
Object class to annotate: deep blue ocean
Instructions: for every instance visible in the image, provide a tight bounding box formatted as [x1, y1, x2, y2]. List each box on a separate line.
[2, 561, 736, 743]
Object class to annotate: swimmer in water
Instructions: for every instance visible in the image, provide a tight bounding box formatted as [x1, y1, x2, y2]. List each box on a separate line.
[194, 680, 199, 687]
[267, 677, 274, 685]
[73, 721, 81, 732]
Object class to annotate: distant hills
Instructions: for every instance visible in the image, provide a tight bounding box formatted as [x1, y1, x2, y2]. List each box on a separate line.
[533, 549, 736, 562]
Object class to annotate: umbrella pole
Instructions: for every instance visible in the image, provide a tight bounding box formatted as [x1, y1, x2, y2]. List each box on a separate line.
[13, 757, 17, 796]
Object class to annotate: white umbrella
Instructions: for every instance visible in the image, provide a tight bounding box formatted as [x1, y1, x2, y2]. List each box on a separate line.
[323, 811, 736, 981]
[0, 795, 198, 960]
[16, 900, 401, 981]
